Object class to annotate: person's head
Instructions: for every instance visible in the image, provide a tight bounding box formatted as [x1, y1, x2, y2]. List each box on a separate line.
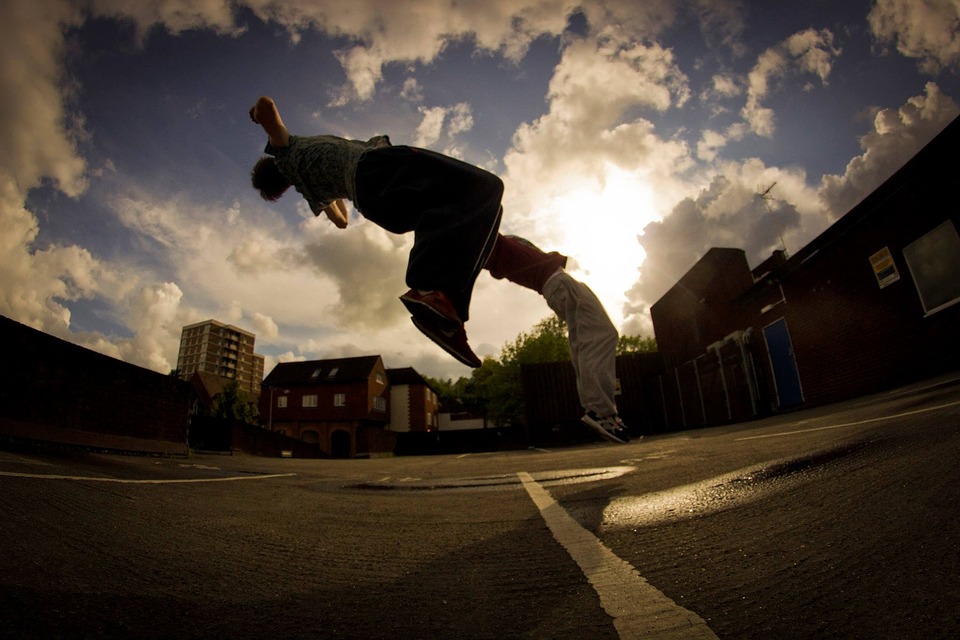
[251, 156, 291, 201]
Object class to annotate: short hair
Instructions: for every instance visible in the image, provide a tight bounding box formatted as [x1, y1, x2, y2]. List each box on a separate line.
[251, 156, 291, 202]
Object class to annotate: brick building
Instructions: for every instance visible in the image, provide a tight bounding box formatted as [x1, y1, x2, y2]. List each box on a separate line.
[176, 320, 265, 397]
[650, 115, 960, 428]
[386, 367, 440, 433]
[260, 356, 393, 458]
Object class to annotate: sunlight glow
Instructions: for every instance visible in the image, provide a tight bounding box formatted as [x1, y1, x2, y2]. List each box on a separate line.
[544, 165, 655, 329]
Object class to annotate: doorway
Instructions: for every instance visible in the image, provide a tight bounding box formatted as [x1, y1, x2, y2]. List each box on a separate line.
[331, 430, 352, 458]
[763, 318, 804, 409]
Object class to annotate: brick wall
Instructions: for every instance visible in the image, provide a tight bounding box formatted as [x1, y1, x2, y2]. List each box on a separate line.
[0, 315, 192, 455]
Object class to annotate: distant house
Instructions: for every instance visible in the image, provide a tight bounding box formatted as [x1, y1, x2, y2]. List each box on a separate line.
[260, 356, 390, 458]
[386, 367, 440, 433]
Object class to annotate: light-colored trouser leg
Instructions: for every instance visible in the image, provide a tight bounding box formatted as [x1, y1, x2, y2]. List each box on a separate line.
[542, 271, 619, 417]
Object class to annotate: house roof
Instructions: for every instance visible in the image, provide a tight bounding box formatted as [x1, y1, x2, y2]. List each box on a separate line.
[755, 113, 960, 286]
[386, 367, 430, 387]
[190, 371, 257, 406]
[262, 355, 383, 387]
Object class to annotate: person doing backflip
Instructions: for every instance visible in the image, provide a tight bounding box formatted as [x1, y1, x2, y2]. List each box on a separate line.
[249, 95, 630, 443]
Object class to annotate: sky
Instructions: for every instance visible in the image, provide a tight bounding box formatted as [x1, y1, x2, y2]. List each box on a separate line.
[3, 0, 960, 382]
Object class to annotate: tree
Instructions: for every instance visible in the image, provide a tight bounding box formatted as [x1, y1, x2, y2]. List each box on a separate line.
[468, 316, 572, 427]
[432, 317, 657, 430]
[617, 334, 657, 354]
[210, 379, 257, 423]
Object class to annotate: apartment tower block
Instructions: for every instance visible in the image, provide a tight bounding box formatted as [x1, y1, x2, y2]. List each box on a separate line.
[176, 320, 265, 396]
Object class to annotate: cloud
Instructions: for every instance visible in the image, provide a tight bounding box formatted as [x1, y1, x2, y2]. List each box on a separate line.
[244, 0, 580, 103]
[117, 282, 185, 372]
[504, 32, 692, 217]
[250, 312, 279, 340]
[622, 158, 825, 335]
[239, 0, 742, 106]
[691, 0, 748, 56]
[0, 0, 87, 198]
[819, 82, 959, 218]
[413, 103, 474, 148]
[300, 219, 410, 330]
[494, 27, 696, 335]
[869, 0, 960, 74]
[742, 28, 841, 137]
[400, 77, 424, 102]
[90, 0, 242, 39]
[414, 106, 447, 147]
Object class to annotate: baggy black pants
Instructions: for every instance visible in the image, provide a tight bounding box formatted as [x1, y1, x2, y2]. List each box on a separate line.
[354, 146, 503, 322]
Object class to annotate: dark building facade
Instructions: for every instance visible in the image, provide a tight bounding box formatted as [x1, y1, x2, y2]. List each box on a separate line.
[0, 315, 193, 455]
[651, 116, 960, 428]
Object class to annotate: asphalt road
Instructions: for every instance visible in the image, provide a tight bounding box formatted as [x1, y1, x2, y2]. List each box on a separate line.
[1, 373, 958, 639]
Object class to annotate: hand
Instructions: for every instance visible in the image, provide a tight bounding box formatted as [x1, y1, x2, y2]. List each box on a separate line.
[249, 105, 258, 124]
[323, 200, 349, 228]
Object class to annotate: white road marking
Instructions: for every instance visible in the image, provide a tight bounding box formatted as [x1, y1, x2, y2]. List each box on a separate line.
[0, 471, 295, 484]
[735, 400, 960, 441]
[518, 472, 719, 639]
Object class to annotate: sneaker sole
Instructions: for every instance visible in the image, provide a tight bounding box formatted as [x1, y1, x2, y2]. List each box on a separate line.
[580, 416, 627, 444]
[401, 296, 461, 333]
[410, 316, 481, 368]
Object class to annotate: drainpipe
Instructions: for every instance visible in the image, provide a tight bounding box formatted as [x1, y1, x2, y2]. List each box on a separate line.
[707, 339, 732, 422]
[692, 357, 707, 425]
[674, 367, 687, 429]
[736, 329, 759, 416]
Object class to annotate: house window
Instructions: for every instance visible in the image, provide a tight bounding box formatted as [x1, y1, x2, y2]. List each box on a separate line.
[334, 393, 346, 407]
[903, 219, 960, 315]
[328, 367, 339, 378]
[277, 396, 288, 408]
[303, 395, 318, 408]
[376, 372, 385, 385]
[373, 396, 387, 412]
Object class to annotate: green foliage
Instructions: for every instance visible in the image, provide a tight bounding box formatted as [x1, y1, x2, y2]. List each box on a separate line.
[616, 334, 657, 354]
[211, 379, 257, 423]
[430, 315, 656, 430]
[468, 316, 572, 427]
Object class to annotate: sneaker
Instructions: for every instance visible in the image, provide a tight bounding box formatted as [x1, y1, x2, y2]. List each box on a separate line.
[400, 289, 461, 333]
[409, 315, 482, 368]
[581, 411, 630, 444]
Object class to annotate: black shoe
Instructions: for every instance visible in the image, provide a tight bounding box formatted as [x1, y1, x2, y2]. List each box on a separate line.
[581, 411, 630, 444]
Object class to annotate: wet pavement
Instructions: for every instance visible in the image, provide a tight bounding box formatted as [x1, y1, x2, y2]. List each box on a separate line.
[1, 373, 958, 639]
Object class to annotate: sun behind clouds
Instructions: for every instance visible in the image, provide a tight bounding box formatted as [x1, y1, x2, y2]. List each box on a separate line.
[544, 165, 655, 329]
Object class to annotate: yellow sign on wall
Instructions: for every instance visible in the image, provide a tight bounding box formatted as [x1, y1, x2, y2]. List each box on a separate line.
[869, 247, 900, 289]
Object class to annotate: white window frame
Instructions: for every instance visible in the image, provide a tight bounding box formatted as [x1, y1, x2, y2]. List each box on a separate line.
[302, 395, 318, 408]
[903, 219, 960, 316]
[334, 393, 346, 407]
[277, 396, 288, 409]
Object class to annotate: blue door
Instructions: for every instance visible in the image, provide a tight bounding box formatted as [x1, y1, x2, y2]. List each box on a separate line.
[763, 318, 804, 408]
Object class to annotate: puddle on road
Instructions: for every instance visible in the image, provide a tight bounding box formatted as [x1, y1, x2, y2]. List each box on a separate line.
[602, 444, 866, 529]
[348, 466, 636, 492]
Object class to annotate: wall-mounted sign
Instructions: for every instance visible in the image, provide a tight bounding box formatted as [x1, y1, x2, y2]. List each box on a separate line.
[869, 246, 900, 289]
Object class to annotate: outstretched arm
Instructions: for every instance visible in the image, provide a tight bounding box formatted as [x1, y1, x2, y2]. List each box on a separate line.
[249, 96, 290, 148]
